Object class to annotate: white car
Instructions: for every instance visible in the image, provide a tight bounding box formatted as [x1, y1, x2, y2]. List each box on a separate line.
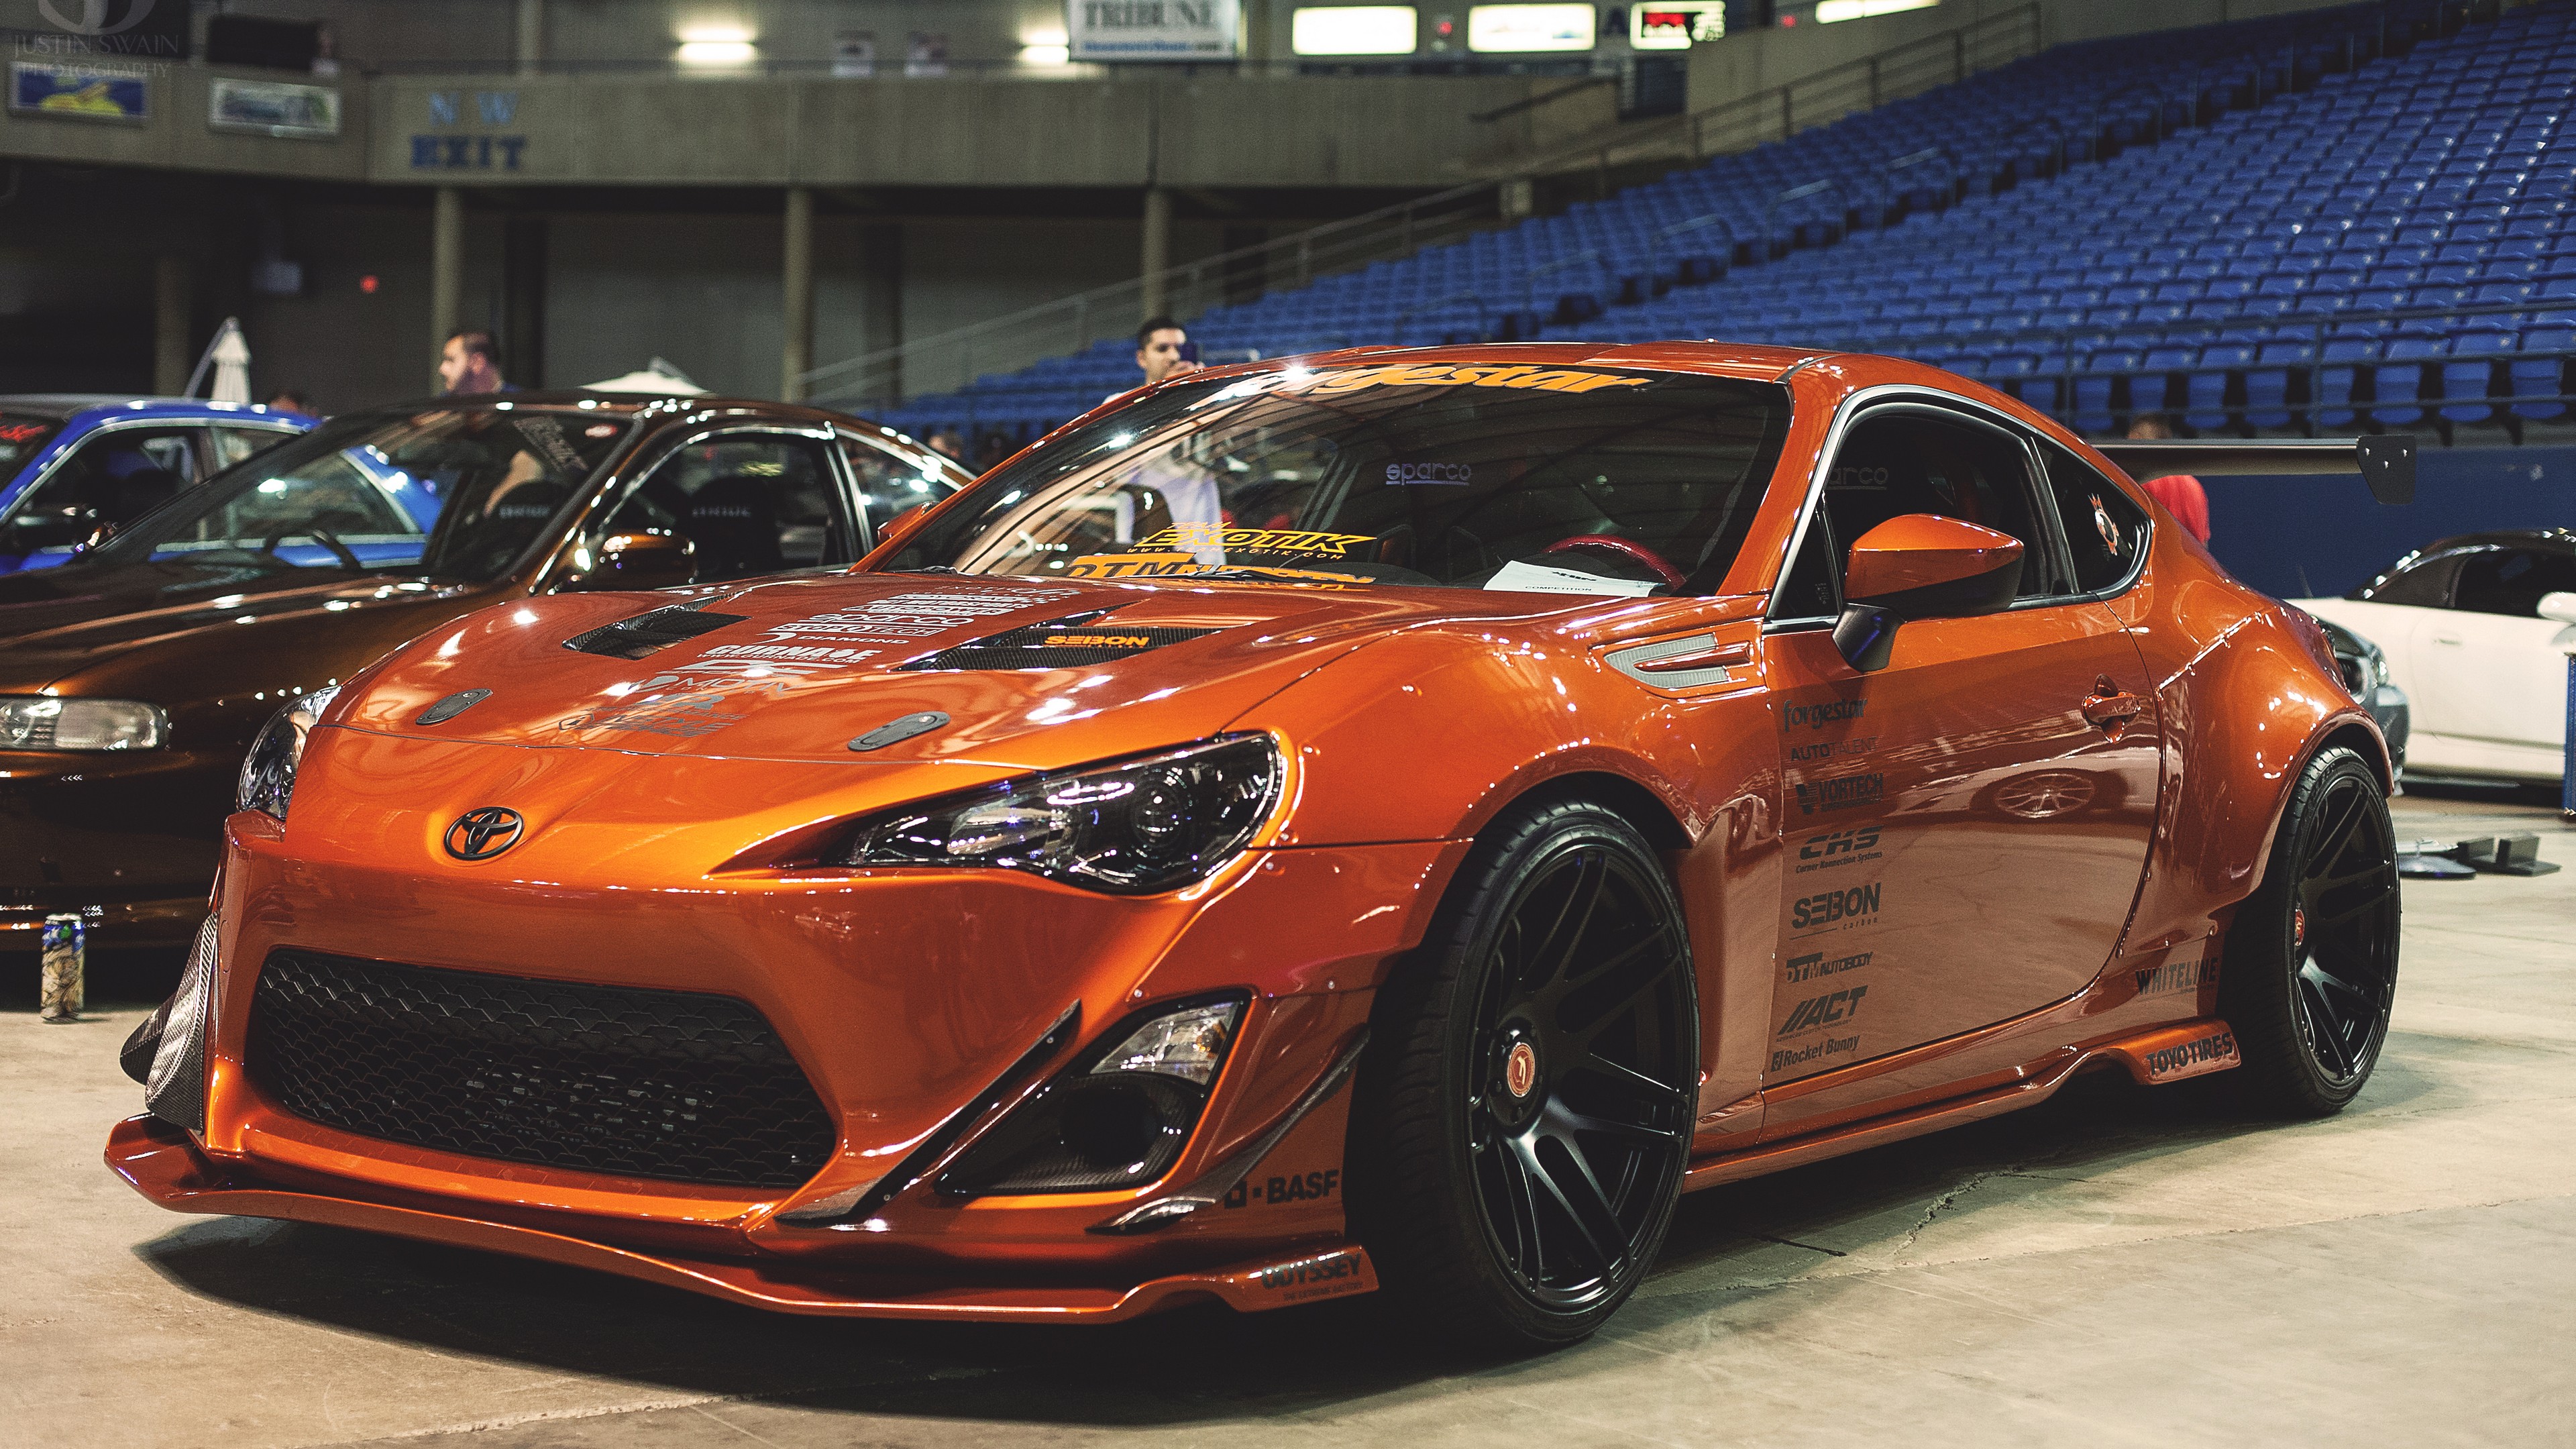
[2298, 529, 2576, 784]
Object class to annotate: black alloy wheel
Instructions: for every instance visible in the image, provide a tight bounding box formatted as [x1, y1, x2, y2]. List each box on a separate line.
[1353, 798, 1698, 1348]
[2224, 746, 2401, 1116]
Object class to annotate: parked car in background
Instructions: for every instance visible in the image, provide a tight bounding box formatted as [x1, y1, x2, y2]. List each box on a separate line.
[2314, 616, 2411, 775]
[0, 396, 314, 574]
[2298, 529, 2574, 783]
[0, 391, 969, 949]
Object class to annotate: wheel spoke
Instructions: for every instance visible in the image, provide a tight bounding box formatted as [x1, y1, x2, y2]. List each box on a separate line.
[1547, 1099, 1682, 1150]
[1517, 851, 1607, 997]
[1491, 1139, 1547, 1278]
[1515, 1132, 1621, 1275]
[2297, 973, 2355, 1077]
[1576, 1049, 1685, 1105]
[1556, 926, 1680, 1041]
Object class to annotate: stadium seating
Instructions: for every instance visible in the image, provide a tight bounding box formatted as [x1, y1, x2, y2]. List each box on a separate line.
[888, 0, 2573, 447]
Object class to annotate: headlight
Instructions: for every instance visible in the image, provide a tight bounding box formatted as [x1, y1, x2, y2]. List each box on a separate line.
[832, 734, 1282, 894]
[937, 998, 1246, 1196]
[0, 697, 166, 751]
[235, 686, 339, 819]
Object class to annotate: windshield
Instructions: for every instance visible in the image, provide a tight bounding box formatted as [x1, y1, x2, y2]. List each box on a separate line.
[0, 414, 64, 477]
[89, 406, 632, 584]
[881, 364, 1791, 596]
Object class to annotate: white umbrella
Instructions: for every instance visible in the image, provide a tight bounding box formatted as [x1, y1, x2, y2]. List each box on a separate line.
[582, 357, 708, 395]
[182, 317, 254, 402]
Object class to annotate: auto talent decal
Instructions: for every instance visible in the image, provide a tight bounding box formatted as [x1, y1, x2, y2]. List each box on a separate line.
[1794, 772, 1884, 814]
[1788, 735, 1877, 763]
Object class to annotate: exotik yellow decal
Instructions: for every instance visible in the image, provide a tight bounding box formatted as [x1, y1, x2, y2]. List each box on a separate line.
[1289, 364, 1650, 397]
[1137, 525, 1375, 557]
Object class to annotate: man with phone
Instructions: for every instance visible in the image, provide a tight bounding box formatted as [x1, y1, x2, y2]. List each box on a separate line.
[1117, 317, 1199, 402]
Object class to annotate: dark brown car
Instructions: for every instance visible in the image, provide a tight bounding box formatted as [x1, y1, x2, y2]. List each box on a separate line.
[0, 391, 971, 949]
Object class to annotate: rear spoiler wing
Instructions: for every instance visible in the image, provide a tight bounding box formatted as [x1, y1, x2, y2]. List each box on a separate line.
[2095, 435, 2415, 506]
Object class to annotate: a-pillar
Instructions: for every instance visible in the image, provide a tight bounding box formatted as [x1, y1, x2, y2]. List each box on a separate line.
[430, 186, 464, 362]
[781, 186, 814, 402]
[152, 256, 190, 397]
[1139, 186, 1172, 322]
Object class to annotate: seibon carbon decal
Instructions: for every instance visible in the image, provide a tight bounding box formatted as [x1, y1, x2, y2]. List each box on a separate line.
[896, 616, 1219, 672]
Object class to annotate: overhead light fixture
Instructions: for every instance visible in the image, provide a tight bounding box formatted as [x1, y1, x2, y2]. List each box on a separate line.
[1814, 0, 1939, 22]
[1291, 5, 1419, 55]
[676, 22, 756, 66]
[1020, 44, 1071, 62]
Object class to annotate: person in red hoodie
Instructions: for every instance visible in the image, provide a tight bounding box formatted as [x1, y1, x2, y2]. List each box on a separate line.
[2125, 413, 2211, 542]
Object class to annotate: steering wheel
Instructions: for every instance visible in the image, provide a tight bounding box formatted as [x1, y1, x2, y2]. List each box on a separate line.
[1542, 535, 1686, 590]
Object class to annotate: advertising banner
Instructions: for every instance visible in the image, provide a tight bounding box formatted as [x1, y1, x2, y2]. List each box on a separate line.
[209, 76, 340, 138]
[7, 59, 146, 120]
[1067, 0, 1240, 62]
[0, 0, 189, 60]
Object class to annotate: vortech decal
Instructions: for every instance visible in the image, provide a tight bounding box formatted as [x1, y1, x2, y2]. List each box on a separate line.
[1794, 772, 1885, 815]
[1791, 882, 1882, 933]
[1778, 985, 1868, 1036]
[1769, 1033, 1863, 1073]
[2143, 1030, 2238, 1079]
[1137, 525, 1375, 558]
[2132, 957, 2216, 998]
[1222, 1169, 1342, 1208]
[1784, 949, 1872, 985]
[1783, 698, 1868, 731]
[1788, 735, 1878, 762]
[1793, 826, 1884, 876]
[761, 588, 1079, 643]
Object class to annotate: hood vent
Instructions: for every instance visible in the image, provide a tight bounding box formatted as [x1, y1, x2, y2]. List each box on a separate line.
[896, 615, 1218, 672]
[563, 602, 747, 660]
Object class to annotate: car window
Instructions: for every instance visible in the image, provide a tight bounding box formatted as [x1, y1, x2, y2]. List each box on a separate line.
[1, 425, 203, 555]
[1815, 408, 2059, 600]
[839, 431, 962, 545]
[186, 451, 413, 546]
[606, 432, 850, 582]
[213, 426, 297, 470]
[2451, 547, 2576, 617]
[1772, 508, 1842, 624]
[2349, 548, 2463, 606]
[2035, 438, 2149, 594]
[0, 414, 64, 475]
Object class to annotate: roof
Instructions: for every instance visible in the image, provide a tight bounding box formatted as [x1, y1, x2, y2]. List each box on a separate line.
[0, 394, 307, 422]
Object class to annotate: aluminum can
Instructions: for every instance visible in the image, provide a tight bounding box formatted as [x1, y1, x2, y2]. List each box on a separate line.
[40, 913, 84, 1022]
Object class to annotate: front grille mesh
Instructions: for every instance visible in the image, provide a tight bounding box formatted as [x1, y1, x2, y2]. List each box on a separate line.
[246, 950, 837, 1189]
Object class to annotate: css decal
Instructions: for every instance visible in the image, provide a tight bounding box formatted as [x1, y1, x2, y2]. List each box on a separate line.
[1794, 772, 1884, 815]
[1791, 881, 1882, 932]
[1783, 948, 1872, 985]
[1783, 697, 1867, 731]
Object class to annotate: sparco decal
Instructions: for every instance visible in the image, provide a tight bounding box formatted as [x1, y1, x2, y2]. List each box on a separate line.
[1794, 772, 1885, 815]
[1784, 949, 1872, 985]
[1222, 1169, 1342, 1208]
[1778, 984, 1868, 1036]
[1792, 881, 1882, 932]
[2143, 1030, 2238, 1079]
[1769, 1033, 1863, 1073]
[1783, 698, 1868, 731]
[1793, 832, 1884, 875]
[2132, 957, 2216, 998]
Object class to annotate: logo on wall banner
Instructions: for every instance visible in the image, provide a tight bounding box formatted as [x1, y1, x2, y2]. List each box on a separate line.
[7, 60, 146, 121]
[1067, 0, 1241, 61]
[209, 76, 339, 138]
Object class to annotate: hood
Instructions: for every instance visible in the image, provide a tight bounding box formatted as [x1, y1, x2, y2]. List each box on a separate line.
[333, 572, 1591, 773]
[0, 559, 490, 720]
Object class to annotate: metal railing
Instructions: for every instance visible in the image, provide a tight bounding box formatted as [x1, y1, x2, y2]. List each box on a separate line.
[801, 180, 1509, 409]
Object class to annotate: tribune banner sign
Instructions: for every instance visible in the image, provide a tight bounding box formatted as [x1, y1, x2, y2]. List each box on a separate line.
[1067, 0, 1240, 62]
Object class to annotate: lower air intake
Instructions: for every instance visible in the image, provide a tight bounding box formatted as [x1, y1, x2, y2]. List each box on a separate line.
[246, 950, 836, 1190]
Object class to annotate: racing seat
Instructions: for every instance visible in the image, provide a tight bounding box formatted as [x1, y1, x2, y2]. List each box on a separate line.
[678, 475, 785, 581]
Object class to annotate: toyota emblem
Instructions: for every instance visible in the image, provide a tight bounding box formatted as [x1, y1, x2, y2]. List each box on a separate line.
[443, 806, 525, 861]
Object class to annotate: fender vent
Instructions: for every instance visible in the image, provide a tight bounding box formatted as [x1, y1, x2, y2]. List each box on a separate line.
[897, 619, 1216, 672]
[564, 603, 747, 659]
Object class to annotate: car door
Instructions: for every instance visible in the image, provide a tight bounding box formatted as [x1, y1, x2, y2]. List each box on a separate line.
[1760, 397, 2161, 1085]
[837, 429, 967, 551]
[0, 422, 207, 568]
[598, 427, 858, 583]
[2410, 543, 2575, 774]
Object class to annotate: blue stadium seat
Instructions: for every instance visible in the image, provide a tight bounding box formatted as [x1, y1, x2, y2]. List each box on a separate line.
[2440, 325, 2516, 425]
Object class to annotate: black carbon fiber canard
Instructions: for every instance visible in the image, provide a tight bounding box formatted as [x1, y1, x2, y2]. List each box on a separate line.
[895, 621, 1219, 671]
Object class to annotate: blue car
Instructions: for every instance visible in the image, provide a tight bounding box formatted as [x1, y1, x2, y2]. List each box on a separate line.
[0, 396, 316, 574]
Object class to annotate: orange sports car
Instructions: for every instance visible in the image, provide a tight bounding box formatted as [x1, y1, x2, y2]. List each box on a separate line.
[111, 345, 2414, 1347]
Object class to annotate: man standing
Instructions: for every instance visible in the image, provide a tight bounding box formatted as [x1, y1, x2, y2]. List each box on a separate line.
[437, 331, 509, 396]
[2124, 413, 2210, 543]
[1116, 316, 1199, 403]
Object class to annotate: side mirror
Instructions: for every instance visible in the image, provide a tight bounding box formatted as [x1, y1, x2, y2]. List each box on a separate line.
[568, 530, 698, 591]
[869, 504, 932, 558]
[2540, 590, 2576, 625]
[1829, 515, 2025, 673]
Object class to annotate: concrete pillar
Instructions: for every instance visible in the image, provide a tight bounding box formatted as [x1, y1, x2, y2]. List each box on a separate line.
[430, 186, 464, 363]
[152, 256, 191, 397]
[781, 186, 814, 402]
[1139, 186, 1173, 322]
[517, 0, 543, 75]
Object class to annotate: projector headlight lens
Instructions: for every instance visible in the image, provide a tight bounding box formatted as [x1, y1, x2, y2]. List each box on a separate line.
[0, 696, 166, 751]
[833, 734, 1281, 894]
[235, 686, 338, 820]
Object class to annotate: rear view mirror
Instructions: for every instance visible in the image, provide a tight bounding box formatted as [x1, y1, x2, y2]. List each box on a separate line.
[568, 531, 698, 591]
[1831, 515, 2025, 673]
[2540, 591, 2576, 625]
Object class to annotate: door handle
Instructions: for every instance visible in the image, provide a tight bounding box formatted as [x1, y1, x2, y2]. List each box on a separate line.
[2082, 685, 2145, 733]
[2433, 632, 2463, 645]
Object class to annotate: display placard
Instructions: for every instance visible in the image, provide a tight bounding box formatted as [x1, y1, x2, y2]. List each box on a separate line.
[1630, 0, 1724, 49]
[7, 60, 146, 121]
[1068, 0, 1242, 62]
[1292, 5, 1417, 54]
[1466, 3, 1594, 52]
[209, 76, 340, 138]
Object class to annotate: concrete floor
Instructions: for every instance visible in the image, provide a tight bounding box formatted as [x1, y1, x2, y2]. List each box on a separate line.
[5, 784, 2570, 1449]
